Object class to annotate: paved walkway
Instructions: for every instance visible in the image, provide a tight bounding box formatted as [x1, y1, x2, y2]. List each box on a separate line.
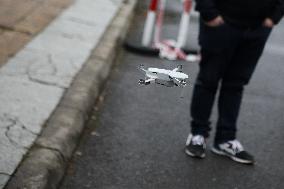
[0, 0, 72, 67]
[0, 0, 123, 187]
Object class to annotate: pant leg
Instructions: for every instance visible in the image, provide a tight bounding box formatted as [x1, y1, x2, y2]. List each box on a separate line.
[215, 26, 273, 144]
[191, 21, 240, 137]
[190, 50, 224, 137]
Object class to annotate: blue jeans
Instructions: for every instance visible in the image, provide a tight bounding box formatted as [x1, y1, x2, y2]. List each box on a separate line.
[190, 21, 272, 144]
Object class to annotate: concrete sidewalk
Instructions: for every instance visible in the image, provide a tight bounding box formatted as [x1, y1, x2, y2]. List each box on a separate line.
[0, 0, 136, 188]
[0, 0, 73, 67]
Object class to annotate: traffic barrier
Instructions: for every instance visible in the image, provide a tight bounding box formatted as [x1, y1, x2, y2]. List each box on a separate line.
[124, 0, 199, 62]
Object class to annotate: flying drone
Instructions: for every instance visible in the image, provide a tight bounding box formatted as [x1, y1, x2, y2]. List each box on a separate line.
[138, 65, 189, 88]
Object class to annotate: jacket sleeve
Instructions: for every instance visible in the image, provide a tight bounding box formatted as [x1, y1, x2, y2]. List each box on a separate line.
[195, 0, 219, 22]
[269, 0, 284, 24]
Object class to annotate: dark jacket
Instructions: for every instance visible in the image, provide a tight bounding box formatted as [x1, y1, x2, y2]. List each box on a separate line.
[195, 0, 284, 28]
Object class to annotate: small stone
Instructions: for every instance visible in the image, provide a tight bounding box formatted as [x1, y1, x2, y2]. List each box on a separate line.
[75, 151, 82, 156]
[99, 96, 104, 102]
[91, 131, 100, 137]
[91, 115, 97, 121]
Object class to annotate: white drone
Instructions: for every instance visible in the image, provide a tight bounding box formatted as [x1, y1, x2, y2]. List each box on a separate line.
[138, 65, 189, 88]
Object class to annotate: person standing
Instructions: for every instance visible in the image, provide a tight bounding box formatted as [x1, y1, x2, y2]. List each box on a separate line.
[185, 0, 284, 164]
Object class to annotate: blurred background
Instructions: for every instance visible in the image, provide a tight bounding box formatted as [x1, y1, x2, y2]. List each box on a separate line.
[0, 0, 284, 188]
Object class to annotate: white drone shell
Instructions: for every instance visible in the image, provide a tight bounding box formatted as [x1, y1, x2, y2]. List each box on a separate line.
[148, 68, 188, 80]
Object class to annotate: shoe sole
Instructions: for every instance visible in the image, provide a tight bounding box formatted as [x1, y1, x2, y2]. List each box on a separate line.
[185, 148, 206, 159]
[211, 147, 254, 165]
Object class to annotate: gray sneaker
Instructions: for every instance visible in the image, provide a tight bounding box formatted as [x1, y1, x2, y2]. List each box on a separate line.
[185, 134, 206, 158]
[211, 140, 255, 164]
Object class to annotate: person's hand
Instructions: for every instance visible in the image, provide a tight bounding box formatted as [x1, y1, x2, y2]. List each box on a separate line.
[205, 16, 224, 27]
[263, 18, 274, 28]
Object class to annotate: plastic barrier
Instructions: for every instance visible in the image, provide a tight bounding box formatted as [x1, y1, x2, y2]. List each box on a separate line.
[124, 0, 200, 62]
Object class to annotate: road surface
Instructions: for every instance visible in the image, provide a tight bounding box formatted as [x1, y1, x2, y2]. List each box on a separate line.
[60, 1, 284, 188]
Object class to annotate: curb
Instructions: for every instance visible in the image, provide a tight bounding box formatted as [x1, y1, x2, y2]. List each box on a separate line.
[4, 0, 137, 188]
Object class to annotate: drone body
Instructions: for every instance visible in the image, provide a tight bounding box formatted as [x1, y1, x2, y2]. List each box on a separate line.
[139, 65, 189, 87]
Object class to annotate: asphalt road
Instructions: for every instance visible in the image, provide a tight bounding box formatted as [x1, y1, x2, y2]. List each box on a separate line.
[60, 1, 284, 189]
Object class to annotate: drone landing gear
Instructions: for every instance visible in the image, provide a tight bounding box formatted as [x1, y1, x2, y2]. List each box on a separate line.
[139, 79, 150, 85]
[156, 80, 175, 87]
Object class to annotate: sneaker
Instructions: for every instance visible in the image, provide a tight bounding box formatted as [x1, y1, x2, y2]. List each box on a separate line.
[185, 134, 206, 158]
[211, 140, 255, 164]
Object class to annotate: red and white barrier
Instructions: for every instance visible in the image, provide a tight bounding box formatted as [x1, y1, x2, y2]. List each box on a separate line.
[142, 0, 159, 46]
[153, 0, 166, 45]
[140, 0, 200, 62]
[177, 0, 192, 48]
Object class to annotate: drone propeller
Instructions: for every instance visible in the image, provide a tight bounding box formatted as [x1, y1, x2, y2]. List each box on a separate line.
[172, 77, 186, 87]
[172, 65, 183, 72]
[171, 77, 188, 98]
[177, 65, 183, 72]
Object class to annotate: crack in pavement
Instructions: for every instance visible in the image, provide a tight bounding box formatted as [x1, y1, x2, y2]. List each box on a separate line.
[2, 114, 38, 150]
[3, 114, 38, 135]
[36, 144, 67, 163]
[67, 17, 97, 27]
[0, 24, 32, 35]
[27, 54, 67, 89]
[27, 76, 67, 89]
[29, 54, 57, 76]
[0, 172, 11, 177]
[0, 53, 69, 89]
[61, 32, 85, 41]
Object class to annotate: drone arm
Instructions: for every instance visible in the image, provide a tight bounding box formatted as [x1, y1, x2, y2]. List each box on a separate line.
[139, 65, 155, 77]
[172, 77, 187, 87]
[139, 64, 147, 72]
[172, 65, 183, 72]
[172, 77, 188, 98]
[145, 78, 155, 84]
[139, 78, 155, 85]
[172, 77, 180, 86]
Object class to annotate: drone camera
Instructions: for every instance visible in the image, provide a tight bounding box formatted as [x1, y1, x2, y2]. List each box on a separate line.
[139, 79, 145, 85]
[181, 80, 187, 86]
